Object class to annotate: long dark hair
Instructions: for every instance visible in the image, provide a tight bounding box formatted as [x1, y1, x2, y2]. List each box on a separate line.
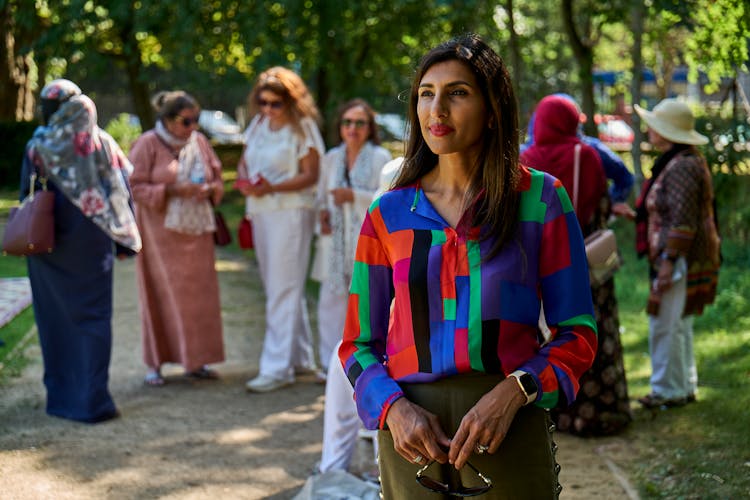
[393, 34, 520, 258]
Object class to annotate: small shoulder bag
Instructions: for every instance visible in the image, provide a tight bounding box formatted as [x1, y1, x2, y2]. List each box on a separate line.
[2, 164, 56, 256]
[572, 144, 622, 286]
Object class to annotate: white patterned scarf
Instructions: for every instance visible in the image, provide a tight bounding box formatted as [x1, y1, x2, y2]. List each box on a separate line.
[155, 121, 215, 235]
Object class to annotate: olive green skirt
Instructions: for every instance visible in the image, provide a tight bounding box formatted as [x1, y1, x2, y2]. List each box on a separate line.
[378, 372, 561, 499]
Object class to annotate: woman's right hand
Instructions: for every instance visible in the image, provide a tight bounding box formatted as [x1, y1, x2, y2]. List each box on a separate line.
[319, 210, 332, 235]
[385, 397, 451, 465]
[168, 181, 211, 199]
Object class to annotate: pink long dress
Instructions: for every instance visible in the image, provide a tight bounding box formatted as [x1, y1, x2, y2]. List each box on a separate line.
[128, 130, 225, 372]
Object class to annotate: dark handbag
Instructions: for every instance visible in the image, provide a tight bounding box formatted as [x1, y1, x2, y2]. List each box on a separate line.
[2, 174, 55, 256]
[238, 217, 254, 249]
[213, 209, 231, 246]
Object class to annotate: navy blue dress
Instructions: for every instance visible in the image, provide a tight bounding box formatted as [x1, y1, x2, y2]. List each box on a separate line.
[21, 147, 118, 423]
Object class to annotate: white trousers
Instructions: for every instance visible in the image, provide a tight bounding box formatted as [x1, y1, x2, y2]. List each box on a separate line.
[320, 342, 366, 473]
[648, 260, 697, 399]
[317, 281, 348, 371]
[252, 208, 315, 381]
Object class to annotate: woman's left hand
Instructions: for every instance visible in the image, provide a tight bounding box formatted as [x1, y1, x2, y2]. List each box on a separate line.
[330, 187, 354, 206]
[248, 177, 274, 197]
[448, 377, 526, 470]
[654, 259, 675, 293]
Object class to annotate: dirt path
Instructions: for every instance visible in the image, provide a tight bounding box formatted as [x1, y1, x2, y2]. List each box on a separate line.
[0, 251, 638, 499]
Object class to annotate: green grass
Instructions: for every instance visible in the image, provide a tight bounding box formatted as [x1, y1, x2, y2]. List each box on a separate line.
[0, 185, 35, 380]
[612, 216, 750, 499]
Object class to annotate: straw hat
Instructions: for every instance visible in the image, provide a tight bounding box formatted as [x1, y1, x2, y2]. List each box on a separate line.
[634, 98, 708, 145]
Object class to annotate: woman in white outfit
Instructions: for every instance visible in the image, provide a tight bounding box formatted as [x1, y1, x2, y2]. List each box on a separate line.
[237, 67, 326, 393]
[313, 99, 392, 375]
[318, 155, 403, 474]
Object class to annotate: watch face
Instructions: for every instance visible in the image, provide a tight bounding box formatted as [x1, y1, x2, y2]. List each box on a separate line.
[520, 373, 538, 395]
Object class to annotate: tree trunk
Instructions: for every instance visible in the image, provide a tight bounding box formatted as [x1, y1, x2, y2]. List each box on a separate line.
[125, 55, 154, 132]
[0, 5, 34, 122]
[630, 0, 645, 183]
[561, 0, 597, 137]
[505, 0, 524, 114]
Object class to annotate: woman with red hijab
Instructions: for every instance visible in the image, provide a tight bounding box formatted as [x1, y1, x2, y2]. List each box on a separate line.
[521, 94, 632, 436]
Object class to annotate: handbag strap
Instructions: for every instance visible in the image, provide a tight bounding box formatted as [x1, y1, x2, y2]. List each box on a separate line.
[572, 143, 581, 212]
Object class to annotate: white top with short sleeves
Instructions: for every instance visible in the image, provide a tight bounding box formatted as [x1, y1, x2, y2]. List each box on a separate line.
[243, 115, 325, 214]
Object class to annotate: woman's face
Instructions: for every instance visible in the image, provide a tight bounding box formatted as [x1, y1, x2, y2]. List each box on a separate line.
[417, 59, 487, 158]
[339, 105, 370, 151]
[648, 127, 673, 152]
[257, 90, 287, 126]
[165, 106, 199, 141]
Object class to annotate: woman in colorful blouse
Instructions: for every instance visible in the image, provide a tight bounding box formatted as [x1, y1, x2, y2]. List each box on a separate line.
[339, 35, 597, 498]
[237, 67, 326, 393]
[633, 99, 720, 409]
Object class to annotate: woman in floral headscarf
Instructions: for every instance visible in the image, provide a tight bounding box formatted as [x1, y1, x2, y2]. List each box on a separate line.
[21, 78, 141, 423]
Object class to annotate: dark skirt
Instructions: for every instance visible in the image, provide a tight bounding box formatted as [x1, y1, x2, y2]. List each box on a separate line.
[552, 278, 631, 436]
[378, 372, 560, 499]
[26, 189, 117, 423]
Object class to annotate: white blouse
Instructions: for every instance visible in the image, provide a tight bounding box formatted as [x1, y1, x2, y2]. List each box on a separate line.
[242, 115, 326, 214]
[312, 142, 391, 293]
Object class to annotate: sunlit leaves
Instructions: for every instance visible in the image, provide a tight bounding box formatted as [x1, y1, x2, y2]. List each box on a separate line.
[685, 0, 749, 92]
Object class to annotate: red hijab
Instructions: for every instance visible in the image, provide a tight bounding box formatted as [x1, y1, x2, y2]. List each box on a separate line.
[520, 95, 606, 229]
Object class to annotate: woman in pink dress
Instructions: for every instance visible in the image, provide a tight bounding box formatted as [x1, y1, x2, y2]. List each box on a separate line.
[128, 90, 225, 386]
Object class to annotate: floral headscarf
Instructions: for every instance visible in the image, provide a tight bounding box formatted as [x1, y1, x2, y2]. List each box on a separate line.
[28, 81, 142, 251]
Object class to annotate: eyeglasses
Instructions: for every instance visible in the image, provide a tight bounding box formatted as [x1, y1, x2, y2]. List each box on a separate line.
[341, 119, 368, 129]
[415, 460, 493, 497]
[258, 99, 284, 110]
[178, 116, 198, 127]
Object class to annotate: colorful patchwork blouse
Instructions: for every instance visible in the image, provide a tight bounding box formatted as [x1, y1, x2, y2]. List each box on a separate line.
[339, 166, 598, 430]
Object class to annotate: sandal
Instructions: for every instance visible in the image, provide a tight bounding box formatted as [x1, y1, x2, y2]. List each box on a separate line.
[144, 371, 165, 386]
[638, 393, 687, 409]
[185, 366, 219, 380]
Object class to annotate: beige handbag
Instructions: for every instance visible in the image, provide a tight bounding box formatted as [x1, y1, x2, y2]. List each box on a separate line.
[584, 228, 622, 286]
[572, 144, 622, 286]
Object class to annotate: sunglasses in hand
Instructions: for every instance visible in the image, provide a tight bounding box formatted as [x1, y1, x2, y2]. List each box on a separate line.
[415, 460, 492, 497]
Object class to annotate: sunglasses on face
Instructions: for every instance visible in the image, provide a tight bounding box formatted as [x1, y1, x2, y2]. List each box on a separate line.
[341, 119, 368, 129]
[258, 99, 284, 110]
[415, 460, 493, 497]
[178, 116, 198, 127]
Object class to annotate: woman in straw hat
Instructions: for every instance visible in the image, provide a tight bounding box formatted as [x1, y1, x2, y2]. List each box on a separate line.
[633, 98, 721, 409]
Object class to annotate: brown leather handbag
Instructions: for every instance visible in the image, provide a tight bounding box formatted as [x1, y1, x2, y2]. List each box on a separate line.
[2, 174, 55, 256]
[213, 209, 231, 246]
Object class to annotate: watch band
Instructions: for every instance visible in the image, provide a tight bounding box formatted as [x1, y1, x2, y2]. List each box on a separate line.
[510, 370, 538, 405]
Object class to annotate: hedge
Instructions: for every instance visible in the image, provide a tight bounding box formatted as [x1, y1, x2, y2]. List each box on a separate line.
[0, 121, 39, 189]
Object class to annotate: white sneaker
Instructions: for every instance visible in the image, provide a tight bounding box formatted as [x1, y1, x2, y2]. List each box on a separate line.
[245, 375, 292, 393]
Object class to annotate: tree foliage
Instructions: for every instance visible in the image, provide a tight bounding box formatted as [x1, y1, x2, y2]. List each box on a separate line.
[685, 0, 750, 92]
[1, 0, 748, 154]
